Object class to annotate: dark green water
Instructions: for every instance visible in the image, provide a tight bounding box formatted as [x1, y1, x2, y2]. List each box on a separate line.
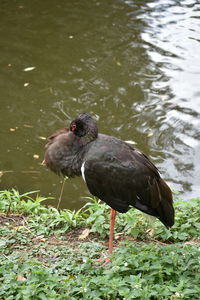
[1, 0, 200, 209]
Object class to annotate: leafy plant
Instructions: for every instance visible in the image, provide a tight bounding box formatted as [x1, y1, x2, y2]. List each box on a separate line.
[0, 242, 199, 300]
[0, 189, 50, 215]
[0, 190, 199, 242]
[0, 189, 199, 300]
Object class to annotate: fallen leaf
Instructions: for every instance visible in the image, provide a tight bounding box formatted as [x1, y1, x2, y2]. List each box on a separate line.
[33, 154, 39, 159]
[23, 66, 36, 72]
[17, 275, 26, 282]
[147, 132, 154, 137]
[32, 235, 46, 243]
[147, 228, 155, 236]
[115, 232, 124, 240]
[23, 124, 33, 128]
[78, 228, 90, 240]
[32, 235, 45, 241]
[12, 226, 24, 231]
[116, 61, 121, 66]
[68, 274, 76, 279]
[40, 238, 46, 242]
[125, 140, 136, 145]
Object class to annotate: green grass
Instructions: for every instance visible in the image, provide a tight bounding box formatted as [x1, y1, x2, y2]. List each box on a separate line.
[0, 189, 199, 300]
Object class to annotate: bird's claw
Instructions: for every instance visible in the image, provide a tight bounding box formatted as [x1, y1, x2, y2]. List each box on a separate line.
[95, 254, 112, 266]
[102, 257, 112, 266]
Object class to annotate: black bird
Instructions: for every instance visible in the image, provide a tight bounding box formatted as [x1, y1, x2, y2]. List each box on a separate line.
[44, 113, 174, 260]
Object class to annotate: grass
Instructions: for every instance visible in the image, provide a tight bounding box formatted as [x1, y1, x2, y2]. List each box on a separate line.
[0, 189, 199, 299]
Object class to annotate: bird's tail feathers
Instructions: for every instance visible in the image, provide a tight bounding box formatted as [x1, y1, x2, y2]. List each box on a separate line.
[156, 179, 174, 228]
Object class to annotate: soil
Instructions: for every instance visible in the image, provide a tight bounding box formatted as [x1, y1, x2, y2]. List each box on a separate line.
[0, 213, 27, 226]
[1, 213, 199, 247]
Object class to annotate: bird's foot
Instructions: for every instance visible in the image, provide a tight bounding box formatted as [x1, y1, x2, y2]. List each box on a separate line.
[102, 257, 112, 266]
[96, 254, 112, 265]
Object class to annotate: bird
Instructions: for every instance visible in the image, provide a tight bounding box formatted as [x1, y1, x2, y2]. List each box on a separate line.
[44, 113, 174, 261]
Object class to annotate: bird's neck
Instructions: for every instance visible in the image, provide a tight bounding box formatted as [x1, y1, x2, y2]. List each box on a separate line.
[45, 131, 97, 178]
[60, 137, 94, 178]
[78, 135, 96, 147]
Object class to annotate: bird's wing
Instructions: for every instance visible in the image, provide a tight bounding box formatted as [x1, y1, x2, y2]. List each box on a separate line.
[45, 128, 69, 148]
[82, 149, 163, 215]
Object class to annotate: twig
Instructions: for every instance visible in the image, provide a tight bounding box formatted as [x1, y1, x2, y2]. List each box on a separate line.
[21, 171, 40, 174]
[57, 177, 67, 210]
[3, 254, 11, 260]
[149, 238, 169, 246]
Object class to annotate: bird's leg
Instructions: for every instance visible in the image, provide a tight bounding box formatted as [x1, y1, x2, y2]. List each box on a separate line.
[96, 208, 117, 265]
[101, 208, 117, 265]
[108, 208, 117, 255]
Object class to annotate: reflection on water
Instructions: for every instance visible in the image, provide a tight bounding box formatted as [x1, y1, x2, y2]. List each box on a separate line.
[0, 0, 200, 208]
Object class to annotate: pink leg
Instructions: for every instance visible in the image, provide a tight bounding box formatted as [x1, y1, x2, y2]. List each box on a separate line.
[108, 208, 117, 255]
[96, 208, 117, 265]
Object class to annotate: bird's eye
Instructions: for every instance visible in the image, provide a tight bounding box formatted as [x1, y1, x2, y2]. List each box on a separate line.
[71, 124, 77, 132]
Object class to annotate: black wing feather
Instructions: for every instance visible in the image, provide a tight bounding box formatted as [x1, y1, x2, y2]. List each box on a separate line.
[83, 148, 174, 227]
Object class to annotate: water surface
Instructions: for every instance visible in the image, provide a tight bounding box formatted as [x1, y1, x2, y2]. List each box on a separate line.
[1, 0, 200, 209]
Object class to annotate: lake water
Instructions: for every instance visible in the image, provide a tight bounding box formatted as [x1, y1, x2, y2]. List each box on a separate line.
[1, 0, 200, 209]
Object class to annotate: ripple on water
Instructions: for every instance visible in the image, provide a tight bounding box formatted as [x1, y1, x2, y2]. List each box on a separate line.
[0, 0, 200, 205]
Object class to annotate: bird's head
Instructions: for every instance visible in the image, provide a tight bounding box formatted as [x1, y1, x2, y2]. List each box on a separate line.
[70, 113, 98, 143]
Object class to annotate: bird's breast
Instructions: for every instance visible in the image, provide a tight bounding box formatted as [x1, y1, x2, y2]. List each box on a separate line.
[81, 161, 86, 182]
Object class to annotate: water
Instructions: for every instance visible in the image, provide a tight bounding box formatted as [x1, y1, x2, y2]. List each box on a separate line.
[0, 0, 200, 209]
